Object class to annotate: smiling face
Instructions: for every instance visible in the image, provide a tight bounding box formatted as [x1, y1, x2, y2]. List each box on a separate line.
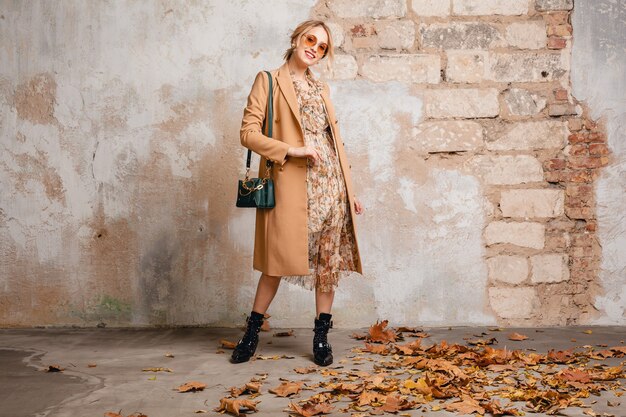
[292, 25, 329, 68]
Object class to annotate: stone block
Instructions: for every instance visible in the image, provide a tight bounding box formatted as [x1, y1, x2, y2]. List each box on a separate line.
[326, 21, 345, 47]
[411, 0, 450, 16]
[422, 88, 499, 118]
[316, 54, 357, 80]
[465, 155, 544, 185]
[453, 0, 529, 15]
[535, 0, 573, 11]
[500, 189, 565, 218]
[487, 255, 528, 284]
[488, 52, 568, 82]
[360, 54, 440, 84]
[446, 50, 487, 83]
[505, 21, 547, 49]
[328, 0, 407, 18]
[419, 22, 503, 49]
[530, 254, 570, 283]
[503, 88, 547, 116]
[376, 20, 416, 50]
[489, 287, 538, 319]
[485, 221, 545, 249]
[411, 120, 483, 153]
[486, 120, 568, 151]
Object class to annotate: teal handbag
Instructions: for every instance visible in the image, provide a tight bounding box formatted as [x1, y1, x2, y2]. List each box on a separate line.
[236, 70, 275, 209]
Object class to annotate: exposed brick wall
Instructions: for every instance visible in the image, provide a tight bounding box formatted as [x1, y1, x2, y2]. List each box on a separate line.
[313, 0, 608, 324]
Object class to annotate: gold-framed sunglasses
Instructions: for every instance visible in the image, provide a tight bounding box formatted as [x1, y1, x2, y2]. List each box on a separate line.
[301, 33, 328, 57]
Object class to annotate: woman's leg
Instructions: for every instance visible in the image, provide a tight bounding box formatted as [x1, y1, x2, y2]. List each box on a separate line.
[252, 273, 282, 314]
[315, 287, 335, 318]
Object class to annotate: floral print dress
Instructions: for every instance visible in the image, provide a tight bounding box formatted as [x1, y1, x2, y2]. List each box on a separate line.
[281, 70, 359, 293]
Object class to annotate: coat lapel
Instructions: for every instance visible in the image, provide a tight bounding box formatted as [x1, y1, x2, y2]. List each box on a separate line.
[276, 62, 303, 133]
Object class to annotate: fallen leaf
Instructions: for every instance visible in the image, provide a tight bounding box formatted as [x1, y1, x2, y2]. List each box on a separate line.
[142, 367, 172, 372]
[508, 332, 528, 341]
[368, 320, 398, 343]
[214, 397, 259, 416]
[287, 399, 333, 416]
[220, 339, 237, 349]
[269, 380, 304, 397]
[177, 381, 207, 392]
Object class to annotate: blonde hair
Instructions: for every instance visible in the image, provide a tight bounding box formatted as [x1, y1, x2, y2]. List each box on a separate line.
[283, 20, 334, 68]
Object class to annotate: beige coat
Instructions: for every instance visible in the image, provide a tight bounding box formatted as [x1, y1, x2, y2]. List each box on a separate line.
[240, 61, 363, 276]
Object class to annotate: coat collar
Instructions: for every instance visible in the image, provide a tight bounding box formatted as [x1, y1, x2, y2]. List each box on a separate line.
[276, 61, 333, 133]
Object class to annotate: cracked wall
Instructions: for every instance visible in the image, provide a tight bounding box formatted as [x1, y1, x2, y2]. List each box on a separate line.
[0, 1, 624, 328]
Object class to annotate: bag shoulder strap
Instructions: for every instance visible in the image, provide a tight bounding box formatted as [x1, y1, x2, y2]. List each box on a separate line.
[245, 70, 273, 170]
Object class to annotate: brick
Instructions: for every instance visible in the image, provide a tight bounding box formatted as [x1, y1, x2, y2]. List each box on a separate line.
[530, 254, 570, 283]
[568, 170, 595, 183]
[422, 88, 499, 118]
[500, 189, 565, 218]
[316, 54, 357, 80]
[568, 144, 588, 156]
[545, 158, 566, 170]
[487, 255, 528, 284]
[547, 36, 567, 49]
[412, 0, 450, 16]
[536, 0, 574, 12]
[566, 184, 593, 198]
[453, 0, 529, 16]
[548, 103, 577, 116]
[486, 120, 568, 151]
[376, 20, 416, 50]
[566, 207, 593, 219]
[571, 234, 594, 247]
[488, 287, 538, 319]
[547, 24, 573, 37]
[543, 11, 570, 25]
[545, 170, 567, 183]
[325, 22, 345, 48]
[360, 54, 440, 84]
[503, 88, 547, 116]
[568, 118, 583, 131]
[485, 221, 545, 249]
[419, 22, 503, 50]
[568, 132, 589, 144]
[411, 120, 484, 153]
[554, 88, 569, 100]
[588, 132, 605, 142]
[568, 156, 609, 169]
[328, 0, 406, 18]
[446, 50, 487, 83]
[466, 155, 544, 185]
[589, 143, 610, 155]
[489, 52, 568, 82]
[505, 21, 547, 49]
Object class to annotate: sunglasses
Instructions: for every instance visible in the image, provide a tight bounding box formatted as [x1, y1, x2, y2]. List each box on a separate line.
[301, 33, 328, 57]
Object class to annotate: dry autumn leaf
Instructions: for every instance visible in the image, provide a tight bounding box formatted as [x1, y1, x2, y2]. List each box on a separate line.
[273, 330, 294, 337]
[46, 364, 63, 372]
[142, 367, 172, 372]
[177, 381, 207, 392]
[287, 399, 334, 416]
[445, 394, 485, 415]
[269, 380, 304, 397]
[508, 332, 529, 341]
[220, 339, 237, 349]
[368, 320, 398, 343]
[214, 397, 259, 416]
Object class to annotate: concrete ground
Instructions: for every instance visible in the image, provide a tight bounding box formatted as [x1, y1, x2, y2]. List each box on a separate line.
[0, 325, 625, 417]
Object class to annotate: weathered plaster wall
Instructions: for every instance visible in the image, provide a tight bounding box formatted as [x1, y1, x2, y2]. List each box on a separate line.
[571, 1, 626, 324]
[0, 0, 624, 328]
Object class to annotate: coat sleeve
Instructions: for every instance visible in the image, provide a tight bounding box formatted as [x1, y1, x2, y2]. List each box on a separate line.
[240, 71, 290, 166]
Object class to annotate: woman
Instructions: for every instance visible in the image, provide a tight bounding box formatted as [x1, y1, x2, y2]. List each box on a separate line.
[231, 20, 363, 366]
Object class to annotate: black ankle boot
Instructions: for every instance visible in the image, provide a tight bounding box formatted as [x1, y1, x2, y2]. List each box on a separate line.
[313, 312, 333, 366]
[230, 311, 264, 363]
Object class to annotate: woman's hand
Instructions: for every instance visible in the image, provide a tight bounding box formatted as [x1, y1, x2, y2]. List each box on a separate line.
[354, 198, 364, 215]
[287, 146, 320, 165]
